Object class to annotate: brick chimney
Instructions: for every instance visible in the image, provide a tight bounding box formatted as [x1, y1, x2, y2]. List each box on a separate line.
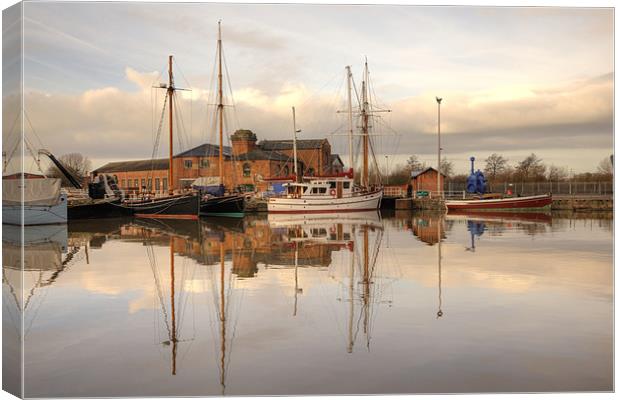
[231, 129, 257, 156]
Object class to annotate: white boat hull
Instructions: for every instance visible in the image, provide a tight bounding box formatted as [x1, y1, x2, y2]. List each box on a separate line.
[2, 193, 68, 225]
[267, 190, 382, 213]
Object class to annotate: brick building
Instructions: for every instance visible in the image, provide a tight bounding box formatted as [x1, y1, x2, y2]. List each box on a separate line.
[95, 129, 342, 193]
[411, 167, 445, 197]
[258, 139, 334, 176]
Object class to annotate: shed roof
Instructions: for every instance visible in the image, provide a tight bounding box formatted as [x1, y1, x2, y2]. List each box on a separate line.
[330, 154, 344, 166]
[411, 166, 446, 179]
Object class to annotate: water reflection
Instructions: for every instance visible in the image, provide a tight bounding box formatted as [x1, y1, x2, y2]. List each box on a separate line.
[3, 210, 613, 396]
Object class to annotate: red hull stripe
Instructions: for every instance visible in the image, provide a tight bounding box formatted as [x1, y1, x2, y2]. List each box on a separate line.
[135, 213, 198, 220]
[446, 196, 552, 210]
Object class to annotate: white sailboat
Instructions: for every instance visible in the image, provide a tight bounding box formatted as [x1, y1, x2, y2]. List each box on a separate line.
[267, 62, 385, 213]
[2, 129, 69, 225]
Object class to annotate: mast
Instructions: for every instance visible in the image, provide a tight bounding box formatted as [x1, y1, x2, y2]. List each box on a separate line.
[170, 237, 178, 374]
[347, 226, 355, 354]
[362, 226, 370, 348]
[436, 97, 442, 198]
[361, 61, 369, 188]
[219, 242, 226, 394]
[437, 217, 443, 318]
[346, 66, 354, 171]
[168, 55, 175, 194]
[217, 21, 225, 187]
[293, 242, 299, 316]
[292, 107, 299, 181]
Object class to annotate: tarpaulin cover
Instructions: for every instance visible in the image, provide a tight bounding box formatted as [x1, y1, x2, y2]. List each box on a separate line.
[2, 177, 62, 206]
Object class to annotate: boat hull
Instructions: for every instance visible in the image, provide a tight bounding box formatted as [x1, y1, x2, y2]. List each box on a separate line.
[267, 190, 383, 213]
[199, 194, 245, 217]
[68, 198, 133, 219]
[445, 194, 553, 211]
[130, 194, 200, 220]
[2, 193, 68, 225]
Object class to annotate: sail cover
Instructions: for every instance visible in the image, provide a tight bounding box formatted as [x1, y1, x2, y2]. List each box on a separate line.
[3, 177, 62, 206]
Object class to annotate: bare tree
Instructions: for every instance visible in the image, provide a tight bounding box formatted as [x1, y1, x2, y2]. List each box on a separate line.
[484, 153, 508, 181]
[440, 158, 454, 178]
[597, 156, 613, 177]
[47, 152, 92, 186]
[406, 155, 427, 172]
[515, 153, 546, 181]
[548, 165, 569, 181]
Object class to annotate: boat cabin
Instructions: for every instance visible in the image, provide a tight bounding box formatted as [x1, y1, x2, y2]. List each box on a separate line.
[284, 177, 357, 199]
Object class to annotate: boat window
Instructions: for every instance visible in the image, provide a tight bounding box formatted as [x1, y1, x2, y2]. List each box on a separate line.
[343, 182, 350, 189]
[329, 182, 336, 189]
[312, 187, 319, 194]
[243, 163, 251, 177]
[319, 187, 327, 194]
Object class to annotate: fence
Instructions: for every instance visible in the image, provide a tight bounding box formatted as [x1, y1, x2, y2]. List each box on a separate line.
[445, 181, 613, 196]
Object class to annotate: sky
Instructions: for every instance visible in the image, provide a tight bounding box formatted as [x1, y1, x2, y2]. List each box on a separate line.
[4, 2, 614, 174]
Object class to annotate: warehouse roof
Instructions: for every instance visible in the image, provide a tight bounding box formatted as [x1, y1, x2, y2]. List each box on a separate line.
[258, 139, 328, 151]
[236, 148, 293, 162]
[95, 158, 169, 173]
[175, 143, 232, 158]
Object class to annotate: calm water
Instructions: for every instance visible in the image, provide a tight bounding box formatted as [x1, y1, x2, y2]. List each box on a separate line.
[3, 211, 613, 396]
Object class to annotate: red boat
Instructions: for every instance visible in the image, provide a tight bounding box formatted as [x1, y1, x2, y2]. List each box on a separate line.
[445, 194, 553, 211]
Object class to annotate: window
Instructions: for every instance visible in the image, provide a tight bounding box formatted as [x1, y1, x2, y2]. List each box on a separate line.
[200, 158, 209, 168]
[343, 182, 350, 189]
[184, 159, 193, 169]
[155, 178, 160, 190]
[134, 179, 139, 188]
[319, 187, 327, 194]
[141, 178, 146, 189]
[312, 187, 319, 194]
[147, 178, 152, 189]
[243, 163, 251, 177]
[329, 182, 336, 189]
[121, 179, 126, 188]
[162, 178, 168, 191]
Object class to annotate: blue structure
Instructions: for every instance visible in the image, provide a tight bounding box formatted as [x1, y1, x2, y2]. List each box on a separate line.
[466, 157, 487, 194]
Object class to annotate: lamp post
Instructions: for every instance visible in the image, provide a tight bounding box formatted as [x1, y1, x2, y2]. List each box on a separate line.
[436, 97, 443, 198]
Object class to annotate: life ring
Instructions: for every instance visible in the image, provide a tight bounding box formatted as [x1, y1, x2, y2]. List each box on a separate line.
[330, 189, 336, 196]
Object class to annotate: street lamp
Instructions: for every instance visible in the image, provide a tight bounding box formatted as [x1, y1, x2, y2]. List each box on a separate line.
[436, 97, 443, 198]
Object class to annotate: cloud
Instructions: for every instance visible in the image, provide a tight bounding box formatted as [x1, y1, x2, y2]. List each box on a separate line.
[16, 63, 612, 174]
[125, 67, 159, 90]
